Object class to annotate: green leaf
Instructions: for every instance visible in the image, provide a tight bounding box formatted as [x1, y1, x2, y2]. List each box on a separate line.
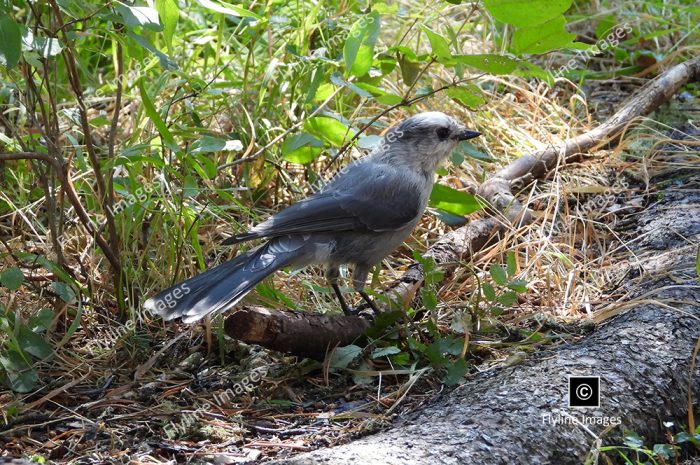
[443, 358, 469, 386]
[350, 45, 374, 77]
[425, 268, 444, 285]
[21, 29, 63, 58]
[455, 141, 494, 162]
[482, 283, 496, 301]
[283, 133, 323, 153]
[371, 346, 401, 359]
[282, 133, 324, 164]
[507, 279, 528, 293]
[28, 309, 54, 332]
[429, 184, 481, 216]
[595, 15, 617, 40]
[51, 282, 76, 302]
[506, 251, 517, 276]
[483, 0, 572, 27]
[376, 54, 398, 75]
[330, 345, 362, 369]
[190, 136, 243, 154]
[445, 84, 485, 109]
[128, 32, 177, 70]
[652, 443, 675, 460]
[330, 73, 373, 98]
[183, 175, 198, 197]
[0, 349, 37, 392]
[349, 81, 396, 101]
[115, 3, 162, 32]
[512, 16, 576, 54]
[391, 352, 411, 365]
[138, 78, 177, 151]
[155, 0, 179, 51]
[420, 25, 451, 61]
[197, 0, 262, 20]
[623, 431, 645, 450]
[490, 265, 508, 285]
[303, 117, 356, 147]
[283, 147, 323, 164]
[0, 266, 24, 290]
[0, 12, 22, 69]
[398, 54, 422, 85]
[18, 327, 53, 360]
[498, 291, 518, 306]
[432, 209, 467, 227]
[343, 11, 380, 77]
[421, 288, 437, 310]
[424, 341, 448, 365]
[451, 54, 519, 74]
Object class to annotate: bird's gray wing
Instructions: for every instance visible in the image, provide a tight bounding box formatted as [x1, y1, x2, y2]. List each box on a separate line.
[224, 163, 422, 245]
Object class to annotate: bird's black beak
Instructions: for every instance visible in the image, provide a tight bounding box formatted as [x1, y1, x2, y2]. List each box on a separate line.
[458, 129, 481, 141]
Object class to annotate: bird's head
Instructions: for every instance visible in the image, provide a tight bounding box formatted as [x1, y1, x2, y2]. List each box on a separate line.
[376, 112, 480, 174]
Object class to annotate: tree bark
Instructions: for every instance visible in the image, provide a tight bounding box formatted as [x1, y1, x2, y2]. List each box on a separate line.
[224, 307, 371, 360]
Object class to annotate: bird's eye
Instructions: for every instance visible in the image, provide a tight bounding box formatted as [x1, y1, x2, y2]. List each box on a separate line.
[436, 127, 450, 140]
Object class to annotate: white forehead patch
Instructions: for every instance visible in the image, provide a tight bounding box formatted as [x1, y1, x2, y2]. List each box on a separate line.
[410, 111, 455, 127]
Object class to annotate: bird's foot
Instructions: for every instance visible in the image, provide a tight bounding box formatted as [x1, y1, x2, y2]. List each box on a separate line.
[358, 290, 380, 314]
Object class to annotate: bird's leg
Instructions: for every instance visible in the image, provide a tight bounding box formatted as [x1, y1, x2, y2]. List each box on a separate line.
[358, 289, 380, 313]
[332, 283, 356, 316]
[326, 266, 357, 316]
[353, 266, 380, 315]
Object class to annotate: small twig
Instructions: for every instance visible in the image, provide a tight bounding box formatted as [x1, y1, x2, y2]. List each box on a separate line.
[107, 34, 126, 313]
[0, 413, 54, 434]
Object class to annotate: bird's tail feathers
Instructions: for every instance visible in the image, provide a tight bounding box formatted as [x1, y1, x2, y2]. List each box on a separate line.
[144, 240, 294, 323]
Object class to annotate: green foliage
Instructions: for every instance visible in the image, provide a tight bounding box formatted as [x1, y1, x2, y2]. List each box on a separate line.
[282, 133, 324, 164]
[421, 25, 453, 61]
[477, 252, 528, 317]
[512, 16, 577, 54]
[304, 116, 357, 148]
[344, 11, 380, 77]
[0, 11, 21, 69]
[336, 252, 531, 387]
[0, 287, 55, 392]
[0, 266, 24, 290]
[429, 183, 481, 216]
[483, 0, 572, 28]
[594, 427, 700, 464]
[0, 256, 79, 392]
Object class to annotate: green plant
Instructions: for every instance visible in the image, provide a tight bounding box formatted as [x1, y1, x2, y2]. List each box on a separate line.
[594, 428, 700, 465]
[329, 252, 531, 387]
[0, 267, 54, 392]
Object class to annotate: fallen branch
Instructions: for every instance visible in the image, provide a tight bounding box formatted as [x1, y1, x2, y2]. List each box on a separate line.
[224, 307, 371, 360]
[225, 56, 700, 358]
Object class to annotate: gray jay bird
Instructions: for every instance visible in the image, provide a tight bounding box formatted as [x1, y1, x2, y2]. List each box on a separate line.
[144, 112, 480, 323]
